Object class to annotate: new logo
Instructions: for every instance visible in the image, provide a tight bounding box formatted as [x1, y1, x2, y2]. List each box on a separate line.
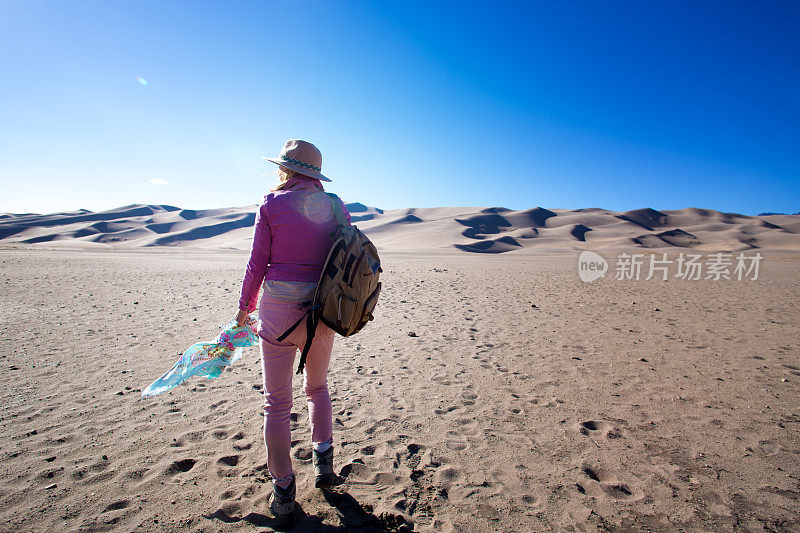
[577, 251, 608, 282]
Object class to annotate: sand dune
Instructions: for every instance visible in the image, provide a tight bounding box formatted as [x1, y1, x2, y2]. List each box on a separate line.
[1, 203, 798, 253]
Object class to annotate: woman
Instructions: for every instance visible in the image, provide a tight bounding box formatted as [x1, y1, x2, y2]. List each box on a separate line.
[235, 139, 350, 527]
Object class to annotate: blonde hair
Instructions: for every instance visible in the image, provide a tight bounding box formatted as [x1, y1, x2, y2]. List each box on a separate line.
[271, 167, 297, 191]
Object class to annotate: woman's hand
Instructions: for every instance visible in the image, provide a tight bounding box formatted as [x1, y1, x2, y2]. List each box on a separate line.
[235, 308, 249, 327]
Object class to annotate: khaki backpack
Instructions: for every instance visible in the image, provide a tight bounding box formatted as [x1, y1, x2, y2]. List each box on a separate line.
[277, 193, 382, 374]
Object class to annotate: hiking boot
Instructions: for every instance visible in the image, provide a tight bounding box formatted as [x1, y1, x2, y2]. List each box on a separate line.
[313, 446, 335, 488]
[269, 475, 295, 528]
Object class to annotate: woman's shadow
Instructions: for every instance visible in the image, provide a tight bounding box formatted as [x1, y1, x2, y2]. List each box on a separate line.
[204, 477, 412, 532]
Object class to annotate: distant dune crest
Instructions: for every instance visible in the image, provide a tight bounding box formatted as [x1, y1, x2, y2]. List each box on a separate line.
[1, 203, 798, 253]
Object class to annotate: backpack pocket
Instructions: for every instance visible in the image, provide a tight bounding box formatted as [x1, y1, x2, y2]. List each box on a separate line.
[356, 282, 381, 332]
[336, 293, 359, 335]
[348, 250, 366, 285]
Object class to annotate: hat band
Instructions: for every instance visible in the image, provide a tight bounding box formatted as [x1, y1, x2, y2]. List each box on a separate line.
[280, 155, 321, 173]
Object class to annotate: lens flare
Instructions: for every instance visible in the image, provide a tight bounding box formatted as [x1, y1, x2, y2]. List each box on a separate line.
[136, 76, 148, 86]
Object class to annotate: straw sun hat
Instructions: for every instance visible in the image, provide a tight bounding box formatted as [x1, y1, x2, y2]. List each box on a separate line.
[263, 139, 331, 182]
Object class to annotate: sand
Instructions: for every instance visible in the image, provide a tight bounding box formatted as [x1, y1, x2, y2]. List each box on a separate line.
[1, 247, 799, 532]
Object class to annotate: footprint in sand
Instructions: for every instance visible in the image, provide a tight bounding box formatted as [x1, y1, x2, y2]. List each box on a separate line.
[576, 462, 643, 502]
[209, 399, 228, 410]
[211, 429, 228, 440]
[577, 420, 625, 439]
[340, 460, 400, 485]
[757, 439, 784, 456]
[442, 435, 468, 451]
[460, 391, 478, 408]
[360, 444, 376, 456]
[102, 500, 130, 512]
[218, 489, 236, 500]
[365, 416, 400, 436]
[535, 397, 564, 408]
[292, 446, 312, 461]
[398, 442, 426, 470]
[451, 416, 480, 437]
[216, 455, 240, 467]
[215, 454, 242, 478]
[520, 493, 543, 509]
[122, 468, 149, 482]
[431, 374, 454, 385]
[434, 405, 460, 416]
[228, 431, 252, 451]
[166, 458, 197, 475]
[174, 430, 204, 447]
[435, 466, 463, 486]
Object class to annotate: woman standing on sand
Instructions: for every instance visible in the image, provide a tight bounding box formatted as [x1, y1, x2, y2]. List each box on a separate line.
[235, 139, 350, 527]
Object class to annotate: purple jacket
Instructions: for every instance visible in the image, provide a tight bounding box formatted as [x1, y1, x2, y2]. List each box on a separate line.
[238, 176, 351, 312]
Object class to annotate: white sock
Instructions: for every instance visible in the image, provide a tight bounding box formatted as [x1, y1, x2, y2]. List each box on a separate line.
[313, 441, 332, 453]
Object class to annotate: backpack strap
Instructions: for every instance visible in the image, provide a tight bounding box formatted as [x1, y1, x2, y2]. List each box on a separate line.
[275, 304, 320, 375]
[276, 305, 315, 343]
[326, 193, 349, 228]
[295, 308, 319, 374]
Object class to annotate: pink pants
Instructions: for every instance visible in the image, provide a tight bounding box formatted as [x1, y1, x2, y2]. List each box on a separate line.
[258, 293, 335, 482]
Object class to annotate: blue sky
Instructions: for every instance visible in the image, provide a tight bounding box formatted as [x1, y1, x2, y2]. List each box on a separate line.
[0, 1, 797, 215]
